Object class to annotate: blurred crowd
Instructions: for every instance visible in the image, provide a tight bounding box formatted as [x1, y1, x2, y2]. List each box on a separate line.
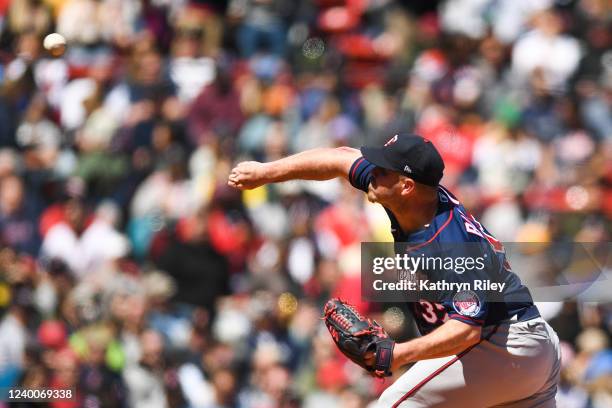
[0, 0, 610, 407]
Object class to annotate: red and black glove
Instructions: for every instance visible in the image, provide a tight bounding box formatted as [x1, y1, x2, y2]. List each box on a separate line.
[323, 298, 395, 377]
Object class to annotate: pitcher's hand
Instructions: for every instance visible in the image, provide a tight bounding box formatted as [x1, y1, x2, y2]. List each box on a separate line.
[228, 161, 270, 190]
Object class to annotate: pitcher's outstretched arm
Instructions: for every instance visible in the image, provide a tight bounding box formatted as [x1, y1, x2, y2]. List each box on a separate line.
[227, 147, 361, 190]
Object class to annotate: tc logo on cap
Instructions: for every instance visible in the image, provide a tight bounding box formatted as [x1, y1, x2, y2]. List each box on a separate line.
[384, 134, 398, 146]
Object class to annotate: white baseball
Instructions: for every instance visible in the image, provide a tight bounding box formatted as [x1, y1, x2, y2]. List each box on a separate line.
[43, 33, 66, 55]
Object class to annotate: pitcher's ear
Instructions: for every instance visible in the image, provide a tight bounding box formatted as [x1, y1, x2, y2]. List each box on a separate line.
[400, 177, 416, 196]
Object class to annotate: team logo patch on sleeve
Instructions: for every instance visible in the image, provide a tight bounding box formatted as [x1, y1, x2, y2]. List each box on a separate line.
[452, 290, 481, 317]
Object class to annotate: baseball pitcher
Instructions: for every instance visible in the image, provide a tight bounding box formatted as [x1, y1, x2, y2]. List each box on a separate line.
[228, 134, 561, 407]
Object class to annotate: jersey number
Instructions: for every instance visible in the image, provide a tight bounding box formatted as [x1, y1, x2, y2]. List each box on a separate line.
[417, 300, 448, 324]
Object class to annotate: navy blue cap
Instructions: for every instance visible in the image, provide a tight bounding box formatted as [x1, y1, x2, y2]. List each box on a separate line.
[360, 134, 444, 187]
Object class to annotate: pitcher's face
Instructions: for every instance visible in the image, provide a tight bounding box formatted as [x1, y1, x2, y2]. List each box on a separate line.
[367, 167, 405, 205]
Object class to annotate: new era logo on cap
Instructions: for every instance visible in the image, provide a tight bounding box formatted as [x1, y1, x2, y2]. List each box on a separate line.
[360, 133, 445, 187]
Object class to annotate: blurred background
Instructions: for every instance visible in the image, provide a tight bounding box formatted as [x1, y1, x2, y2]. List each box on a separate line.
[0, 0, 610, 407]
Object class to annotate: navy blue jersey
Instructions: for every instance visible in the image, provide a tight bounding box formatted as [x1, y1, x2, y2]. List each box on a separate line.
[349, 157, 539, 335]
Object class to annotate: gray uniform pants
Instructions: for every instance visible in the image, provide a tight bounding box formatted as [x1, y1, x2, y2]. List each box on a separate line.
[376, 317, 561, 408]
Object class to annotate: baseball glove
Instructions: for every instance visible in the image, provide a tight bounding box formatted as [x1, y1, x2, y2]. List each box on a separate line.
[323, 298, 395, 377]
